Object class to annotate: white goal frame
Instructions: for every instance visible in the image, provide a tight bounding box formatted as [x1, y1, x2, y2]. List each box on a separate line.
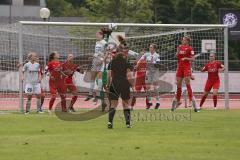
[18, 21, 229, 112]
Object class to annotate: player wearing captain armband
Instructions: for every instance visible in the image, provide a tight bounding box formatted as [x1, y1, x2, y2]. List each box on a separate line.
[47, 52, 67, 113]
[22, 52, 43, 114]
[199, 52, 224, 109]
[171, 69, 199, 112]
[85, 29, 107, 102]
[175, 36, 195, 108]
[140, 43, 161, 110]
[62, 54, 83, 112]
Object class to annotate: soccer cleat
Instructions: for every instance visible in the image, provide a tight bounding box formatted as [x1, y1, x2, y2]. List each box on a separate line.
[107, 122, 113, 129]
[37, 110, 44, 114]
[155, 103, 160, 110]
[194, 108, 200, 112]
[68, 107, 76, 112]
[25, 111, 30, 115]
[62, 109, 67, 112]
[214, 107, 217, 110]
[48, 110, 53, 115]
[93, 97, 99, 105]
[146, 102, 152, 110]
[146, 99, 152, 109]
[131, 96, 136, 107]
[84, 94, 93, 101]
[126, 124, 132, 128]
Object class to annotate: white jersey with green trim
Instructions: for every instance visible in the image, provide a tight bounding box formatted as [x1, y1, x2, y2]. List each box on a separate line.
[23, 61, 40, 84]
[140, 52, 160, 70]
[94, 39, 107, 58]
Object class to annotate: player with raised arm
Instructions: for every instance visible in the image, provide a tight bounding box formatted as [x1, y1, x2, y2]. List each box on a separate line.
[22, 52, 43, 114]
[107, 45, 134, 129]
[85, 30, 107, 101]
[47, 52, 67, 113]
[199, 52, 224, 109]
[140, 44, 161, 109]
[175, 36, 195, 108]
[62, 54, 82, 112]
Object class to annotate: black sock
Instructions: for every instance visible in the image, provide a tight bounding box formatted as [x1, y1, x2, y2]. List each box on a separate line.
[124, 109, 131, 125]
[108, 108, 116, 124]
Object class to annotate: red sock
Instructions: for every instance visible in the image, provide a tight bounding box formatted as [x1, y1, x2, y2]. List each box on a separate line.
[200, 95, 207, 107]
[41, 95, 45, 107]
[213, 95, 217, 108]
[176, 87, 182, 102]
[60, 95, 67, 111]
[49, 97, 55, 110]
[186, 84, 193, 101]
[70, 96, 78, 108]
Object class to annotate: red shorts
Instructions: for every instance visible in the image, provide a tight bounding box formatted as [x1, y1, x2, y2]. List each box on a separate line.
[49, 79, 66, 95]
[65, 83, 77, 93]
[135, 74, 146, 92]
[176, 67, 191, 78]
[65, 78, 77, 93]
[204, 79, 220, 92]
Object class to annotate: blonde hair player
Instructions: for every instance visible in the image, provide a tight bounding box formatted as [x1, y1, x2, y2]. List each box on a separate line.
[22, 52, 43, 114]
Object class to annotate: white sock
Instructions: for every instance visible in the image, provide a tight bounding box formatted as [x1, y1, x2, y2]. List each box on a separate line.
[89, 81, 95, 95]
[97, 79, 103, 96]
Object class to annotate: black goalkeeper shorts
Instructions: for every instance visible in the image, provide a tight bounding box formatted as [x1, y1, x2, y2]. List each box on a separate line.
[109, 78, 130, 100]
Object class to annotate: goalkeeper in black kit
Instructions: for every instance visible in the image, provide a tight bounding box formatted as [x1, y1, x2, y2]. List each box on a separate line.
[107, 44, 135, 129]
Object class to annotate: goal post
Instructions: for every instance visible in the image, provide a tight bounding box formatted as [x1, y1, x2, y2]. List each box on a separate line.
[1, 21, 229, 112]
[224, 27, 229, 110]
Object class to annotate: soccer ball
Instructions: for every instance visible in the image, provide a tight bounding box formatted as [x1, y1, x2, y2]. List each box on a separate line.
[109, 23, 117, 30]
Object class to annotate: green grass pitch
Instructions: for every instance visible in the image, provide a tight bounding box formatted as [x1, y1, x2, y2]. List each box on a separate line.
[0, 109, 240, 160]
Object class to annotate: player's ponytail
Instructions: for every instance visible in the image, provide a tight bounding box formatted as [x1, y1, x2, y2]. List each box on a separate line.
[117, 35, 127, 47]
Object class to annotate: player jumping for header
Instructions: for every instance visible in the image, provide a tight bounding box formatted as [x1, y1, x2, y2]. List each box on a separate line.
[175, 36, 195, 108]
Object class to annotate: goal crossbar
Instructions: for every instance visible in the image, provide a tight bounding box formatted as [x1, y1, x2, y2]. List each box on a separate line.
[19, 21, 228, 28]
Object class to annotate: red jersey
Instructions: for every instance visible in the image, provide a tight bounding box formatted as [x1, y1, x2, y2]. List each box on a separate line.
[61, 61, 78, 83]
[177, 45, 194, 68]
[136, 59, 146, 77]
[47, 61, 62, 81]
[203, 61, 223, 80]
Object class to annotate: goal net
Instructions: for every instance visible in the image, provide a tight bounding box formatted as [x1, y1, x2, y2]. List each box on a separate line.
[0, 22, 229, 112]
